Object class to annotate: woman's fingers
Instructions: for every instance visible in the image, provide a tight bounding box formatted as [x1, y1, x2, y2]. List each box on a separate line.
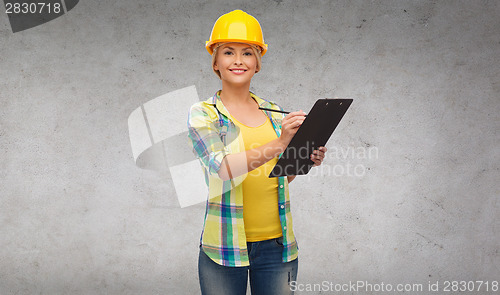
[291, 118, 305, 128]
[283, 111, 306, 123]
[280, 110, 307, 146]
[315, 147, 327, 156]
[311, 147, 327, 167]
[283, 111, 306, 128]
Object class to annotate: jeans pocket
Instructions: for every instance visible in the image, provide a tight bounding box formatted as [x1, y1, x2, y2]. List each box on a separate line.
[274, 236, 284, 246]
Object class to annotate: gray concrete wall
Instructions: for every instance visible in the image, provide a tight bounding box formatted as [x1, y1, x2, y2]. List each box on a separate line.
[1, 0, 498, 294]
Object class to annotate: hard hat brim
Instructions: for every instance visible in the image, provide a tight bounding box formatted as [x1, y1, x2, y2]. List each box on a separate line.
[206, 40, 268, 56]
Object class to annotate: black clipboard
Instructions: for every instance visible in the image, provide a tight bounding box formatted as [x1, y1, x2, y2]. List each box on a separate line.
[269, 98, 353, 177]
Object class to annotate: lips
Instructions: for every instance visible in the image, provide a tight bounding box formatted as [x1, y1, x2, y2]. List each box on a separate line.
[229, 68, 247, 74]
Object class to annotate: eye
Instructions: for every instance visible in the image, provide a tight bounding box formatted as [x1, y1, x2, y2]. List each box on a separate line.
[224, 51, 233, 55]
[244, 51, 253, 56]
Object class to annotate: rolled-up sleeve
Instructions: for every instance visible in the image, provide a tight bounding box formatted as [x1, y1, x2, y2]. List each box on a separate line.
[187, 103, 229, 178]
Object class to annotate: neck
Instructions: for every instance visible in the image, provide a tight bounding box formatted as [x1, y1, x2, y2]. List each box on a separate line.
[219, 81, 253, 106]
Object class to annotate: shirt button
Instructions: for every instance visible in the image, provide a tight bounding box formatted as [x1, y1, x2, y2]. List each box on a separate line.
[283, 226, 287, 230]
[280, 205, 285, 209]
[279, 184, 283, 188]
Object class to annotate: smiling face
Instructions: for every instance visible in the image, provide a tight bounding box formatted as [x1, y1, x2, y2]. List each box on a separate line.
[212, 43, 261, 85]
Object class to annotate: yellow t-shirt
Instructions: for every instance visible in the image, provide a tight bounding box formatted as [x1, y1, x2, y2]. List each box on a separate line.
[230, 114, 283, 242]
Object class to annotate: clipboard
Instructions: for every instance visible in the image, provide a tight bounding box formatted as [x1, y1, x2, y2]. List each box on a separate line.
[269, 98, 353, 177]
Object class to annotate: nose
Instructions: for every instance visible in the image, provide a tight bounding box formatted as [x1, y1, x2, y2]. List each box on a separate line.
[233, 53, 243, 65]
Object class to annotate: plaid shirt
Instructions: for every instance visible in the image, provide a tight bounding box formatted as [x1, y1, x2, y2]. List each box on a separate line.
[187, 91, 298, 267]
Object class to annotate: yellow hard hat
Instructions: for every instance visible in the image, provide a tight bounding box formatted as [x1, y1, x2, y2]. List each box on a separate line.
[206, 10, 268, 56]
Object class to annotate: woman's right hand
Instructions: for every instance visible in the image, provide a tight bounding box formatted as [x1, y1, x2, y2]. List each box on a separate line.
[279, 110, 307, 147]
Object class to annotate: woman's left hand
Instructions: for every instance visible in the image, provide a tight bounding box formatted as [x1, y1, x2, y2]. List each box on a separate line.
[311, 146, 327, 167]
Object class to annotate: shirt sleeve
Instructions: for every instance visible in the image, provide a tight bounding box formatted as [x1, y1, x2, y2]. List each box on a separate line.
[187, 103, 229, 179]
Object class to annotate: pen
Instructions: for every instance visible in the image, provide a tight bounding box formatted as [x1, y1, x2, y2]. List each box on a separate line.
[258, 107, 307, 116]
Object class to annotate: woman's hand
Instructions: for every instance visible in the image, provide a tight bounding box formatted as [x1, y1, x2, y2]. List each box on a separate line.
[311, 146, 327, 167]
[278, 110, 306, 147]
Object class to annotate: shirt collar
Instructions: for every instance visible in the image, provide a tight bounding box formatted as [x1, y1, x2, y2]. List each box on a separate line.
[209, 90, 279, 120]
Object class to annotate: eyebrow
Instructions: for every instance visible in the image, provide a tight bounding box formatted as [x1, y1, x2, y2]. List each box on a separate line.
[223, 46, 253, 51]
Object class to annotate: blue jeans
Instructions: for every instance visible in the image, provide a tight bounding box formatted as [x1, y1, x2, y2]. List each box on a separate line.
[198, 237, 298, 295]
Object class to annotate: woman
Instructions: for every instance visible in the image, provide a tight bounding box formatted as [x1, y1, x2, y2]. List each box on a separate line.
[188, 10, 327, 295]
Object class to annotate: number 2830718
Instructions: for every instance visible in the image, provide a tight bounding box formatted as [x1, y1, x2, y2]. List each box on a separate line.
[5, 2, 62, 14]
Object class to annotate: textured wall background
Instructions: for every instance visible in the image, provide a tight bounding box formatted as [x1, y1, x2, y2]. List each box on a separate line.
[1, 0, 499, 294]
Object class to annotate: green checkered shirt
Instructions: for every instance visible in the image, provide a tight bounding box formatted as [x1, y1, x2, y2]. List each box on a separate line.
[187, 91, 298, 267]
